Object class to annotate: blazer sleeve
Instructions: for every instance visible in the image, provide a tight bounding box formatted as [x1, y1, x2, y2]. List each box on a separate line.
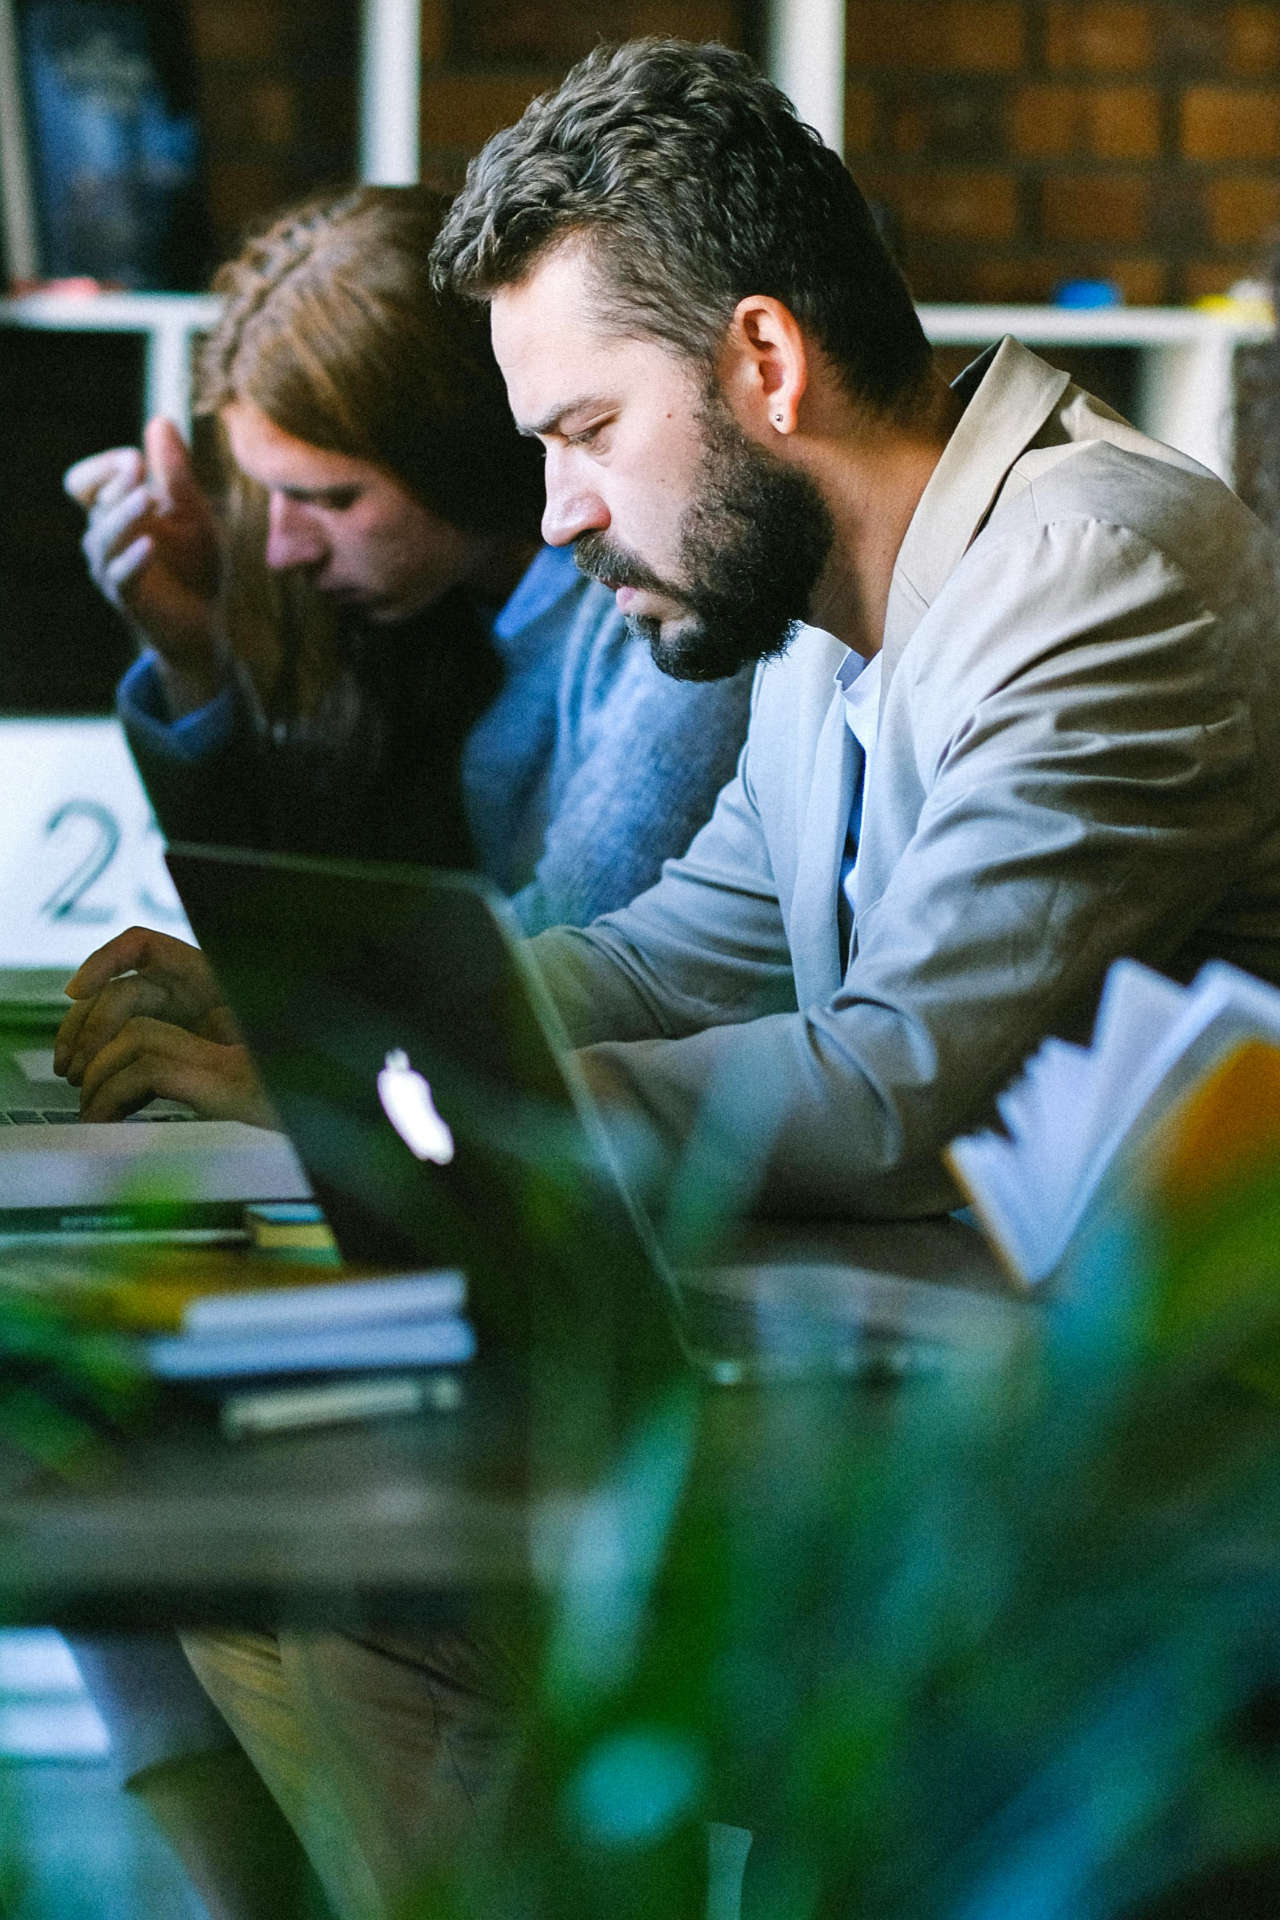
[531, 518, 1265, 1222]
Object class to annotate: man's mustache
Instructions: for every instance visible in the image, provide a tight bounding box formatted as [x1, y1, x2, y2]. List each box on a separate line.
[574, 534, 668, 596]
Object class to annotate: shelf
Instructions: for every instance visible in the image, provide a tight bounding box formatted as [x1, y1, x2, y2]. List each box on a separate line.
[0, 291, 220, 429]
[919, 302, 1268, 344]
[918, 304, 1272, 482]
[0, 292, 1273, 481]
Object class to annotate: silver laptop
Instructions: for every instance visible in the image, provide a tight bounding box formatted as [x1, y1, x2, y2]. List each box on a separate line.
[0, 716, 310, 1234]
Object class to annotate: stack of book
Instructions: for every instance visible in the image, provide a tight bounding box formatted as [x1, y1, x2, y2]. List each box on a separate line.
[0, 1203, 474, 1437]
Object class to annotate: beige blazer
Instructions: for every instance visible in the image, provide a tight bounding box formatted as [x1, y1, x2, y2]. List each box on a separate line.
[532, 339, 1280, 1219]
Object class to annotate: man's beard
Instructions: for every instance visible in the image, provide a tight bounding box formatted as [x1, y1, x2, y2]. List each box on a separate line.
[574, 397, 835, 682]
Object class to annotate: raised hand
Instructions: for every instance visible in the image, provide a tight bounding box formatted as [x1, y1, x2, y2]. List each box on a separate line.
[64, 417, 227, 711]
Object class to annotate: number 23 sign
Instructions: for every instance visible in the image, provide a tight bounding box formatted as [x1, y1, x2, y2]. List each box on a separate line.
[1, 719, 194, 966]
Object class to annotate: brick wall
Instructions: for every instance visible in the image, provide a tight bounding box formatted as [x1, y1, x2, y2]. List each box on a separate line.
[846, 0, 1280, 304]
[188, 0, 359, 261]
[417, 0, 754, 185]
[186, 1, 1280, 308]
[186, 1, 755, 264]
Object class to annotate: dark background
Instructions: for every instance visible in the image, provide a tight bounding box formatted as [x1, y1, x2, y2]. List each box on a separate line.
[5, 0, 1277, 711]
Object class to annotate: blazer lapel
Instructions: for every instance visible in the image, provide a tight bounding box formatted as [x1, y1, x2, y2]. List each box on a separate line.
[883, 337, 1073, 687]
[787, 684, 858, 1007]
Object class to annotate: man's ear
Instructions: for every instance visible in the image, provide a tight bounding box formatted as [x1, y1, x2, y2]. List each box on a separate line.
[722, 296, 809, 439]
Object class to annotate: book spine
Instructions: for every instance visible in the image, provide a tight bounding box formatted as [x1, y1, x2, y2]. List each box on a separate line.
[144, 1314, 477, 1379]
[181, 1270, 467, 1338]
[0, 1208, 247, 1242]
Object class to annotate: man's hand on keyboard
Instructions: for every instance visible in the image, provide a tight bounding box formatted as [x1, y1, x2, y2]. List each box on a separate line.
[75, 1021, 278, 1127]
[55, 928, 229, 1088]
[55, 928, 279, 1125]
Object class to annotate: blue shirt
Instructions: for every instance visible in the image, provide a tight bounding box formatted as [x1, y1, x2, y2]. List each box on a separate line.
[118, 545, 755, 937]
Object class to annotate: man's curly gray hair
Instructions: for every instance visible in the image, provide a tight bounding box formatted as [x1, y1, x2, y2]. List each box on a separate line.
[431, 38, 932, 415]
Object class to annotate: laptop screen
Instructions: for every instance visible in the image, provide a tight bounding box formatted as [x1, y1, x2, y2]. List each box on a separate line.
[0, 715, 193, 969]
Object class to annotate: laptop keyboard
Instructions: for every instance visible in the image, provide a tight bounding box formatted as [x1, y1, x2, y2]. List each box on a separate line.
[1, 1109, 197, 1125]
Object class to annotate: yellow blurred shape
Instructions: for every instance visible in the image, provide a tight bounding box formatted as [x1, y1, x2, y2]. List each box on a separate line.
[1148, 1038, 1280, 1207]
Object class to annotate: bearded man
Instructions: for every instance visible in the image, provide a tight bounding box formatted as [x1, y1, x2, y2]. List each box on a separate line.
[432, 37, 1280, 1221]
[72, 44, 1280, 1218]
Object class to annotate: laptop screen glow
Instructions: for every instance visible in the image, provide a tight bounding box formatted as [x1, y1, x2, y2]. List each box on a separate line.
[0, 717, 194, 968]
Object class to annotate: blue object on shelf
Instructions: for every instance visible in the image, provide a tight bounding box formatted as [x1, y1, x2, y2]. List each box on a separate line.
[1053, 278, 1123, 309]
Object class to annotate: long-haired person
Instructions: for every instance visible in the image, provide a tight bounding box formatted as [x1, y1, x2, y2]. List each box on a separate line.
[67, 183, 751, 931]
[59, 181, 752, 1920]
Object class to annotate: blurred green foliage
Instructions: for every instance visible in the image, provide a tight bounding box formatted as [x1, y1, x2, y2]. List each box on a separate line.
[2, 1163, 1280, 1917]
[405, 1172, 1280, 1920]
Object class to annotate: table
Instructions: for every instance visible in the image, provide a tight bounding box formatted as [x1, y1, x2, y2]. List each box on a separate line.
[0, 1214, 1025, 1628]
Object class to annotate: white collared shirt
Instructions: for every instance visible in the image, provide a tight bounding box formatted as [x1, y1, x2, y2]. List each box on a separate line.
[836, 647, 881, 951]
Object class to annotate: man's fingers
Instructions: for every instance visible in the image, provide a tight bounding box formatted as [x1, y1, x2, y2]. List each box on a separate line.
[63, 446, 142, 509]
[77, 1019, 193, 1119]
[57, 975, 173, 1084]
[64, 929, 162, 1002]
[95, 456, 148, 515]
[77, 1057, 162, 1122]
[56, 928, 215, 1075]
[200, 1004, 246, 1047]
[52, 995, 94, 1076]
[78, 1023, 273, 1126]
[64, 927, 205, 1001]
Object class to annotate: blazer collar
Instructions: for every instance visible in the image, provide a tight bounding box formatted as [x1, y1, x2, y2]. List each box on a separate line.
[881, 338, 1073, 678]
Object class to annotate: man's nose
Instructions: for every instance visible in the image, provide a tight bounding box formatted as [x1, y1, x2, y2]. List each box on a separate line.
[540, 455, 608, 549]
[265, 494, 325, 570]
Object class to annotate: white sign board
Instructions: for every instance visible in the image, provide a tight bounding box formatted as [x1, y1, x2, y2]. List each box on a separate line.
[0, 718, 194, 967]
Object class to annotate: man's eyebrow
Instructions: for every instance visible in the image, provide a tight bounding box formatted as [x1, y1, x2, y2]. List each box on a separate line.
[519, 395, 610, 439]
